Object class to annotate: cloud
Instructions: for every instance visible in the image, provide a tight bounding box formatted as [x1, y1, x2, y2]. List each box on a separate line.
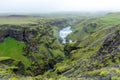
[0, 0, 120, 13]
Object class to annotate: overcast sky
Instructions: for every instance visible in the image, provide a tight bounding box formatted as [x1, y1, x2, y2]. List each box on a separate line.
[0, 0, 120, 13]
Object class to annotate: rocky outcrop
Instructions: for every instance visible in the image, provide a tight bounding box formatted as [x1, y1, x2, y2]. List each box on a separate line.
[0, 25, 40, 54]
[97, 30, 120, 63]
[0, 25, 38, 43]
[0, 57, 25, 75]
[88, 29, 120, 71]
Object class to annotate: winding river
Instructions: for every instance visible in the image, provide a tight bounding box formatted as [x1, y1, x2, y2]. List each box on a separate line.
[59, 26, 72, 44]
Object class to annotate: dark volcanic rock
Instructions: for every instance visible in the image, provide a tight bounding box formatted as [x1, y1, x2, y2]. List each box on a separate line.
[0, 25, 38, 43]
[0, 24, 39, 54]
[88, 29, 120, 71]
[0, 58, 25, 75]
[97, 30, 120, 62]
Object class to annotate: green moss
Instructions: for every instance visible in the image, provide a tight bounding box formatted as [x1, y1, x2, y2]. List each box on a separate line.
[86, 70, 101, 77]
[0, 57, 11, 61]
[86, 68, 120, 78]
[99, 71, 109, 77]
[10, 77, 18, 80]
[112, 76, 120, 80]
[0, 37, 31, 68]
[55, 63, 69, 73]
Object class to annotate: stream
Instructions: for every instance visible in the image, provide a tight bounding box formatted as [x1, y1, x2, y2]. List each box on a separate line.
[59, 26, 72, 44]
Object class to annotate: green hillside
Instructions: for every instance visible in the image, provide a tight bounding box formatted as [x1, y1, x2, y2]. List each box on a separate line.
[49, 13, 120, 79]
[0, 37, 31, 68]
[68, 13, 120, 41]
[0, 12, 120, 79]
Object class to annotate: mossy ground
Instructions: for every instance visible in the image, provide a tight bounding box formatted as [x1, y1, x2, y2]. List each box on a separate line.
[0, 37, 31, 68]
[1, 13, 120, 79]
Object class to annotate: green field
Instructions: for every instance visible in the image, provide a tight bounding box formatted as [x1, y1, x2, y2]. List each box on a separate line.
[0, 17, 37, 24]
[0, 37, 31, 68]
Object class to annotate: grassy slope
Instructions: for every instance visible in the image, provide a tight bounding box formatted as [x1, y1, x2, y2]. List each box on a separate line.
[0, 37, 31, 68]
[68, 13, 120, 41]
[1, 13, 120, 79]
[48, 13, 120, 79]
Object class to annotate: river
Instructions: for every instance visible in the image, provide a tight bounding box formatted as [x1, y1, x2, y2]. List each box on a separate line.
[59, 26, 72, 44]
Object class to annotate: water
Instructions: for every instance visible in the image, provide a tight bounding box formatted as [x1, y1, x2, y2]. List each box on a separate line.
[59, 26, 72, 43]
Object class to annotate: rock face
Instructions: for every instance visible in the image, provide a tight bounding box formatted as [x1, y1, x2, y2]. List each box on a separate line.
[96, 30, 120, 63]
[98, 30, 120, 58]
[0, 25, 38, 43]
[0, 25, 40, 59]
[0, 25, 40, 75]
[0, 57, 25, 74]
[88, 29, 120, 71]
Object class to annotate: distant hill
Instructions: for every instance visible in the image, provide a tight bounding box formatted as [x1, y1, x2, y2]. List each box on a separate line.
[7, 15, 29, 18]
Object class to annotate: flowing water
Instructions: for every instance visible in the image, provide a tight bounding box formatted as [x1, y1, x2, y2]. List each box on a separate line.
[59, 26, 72, 43]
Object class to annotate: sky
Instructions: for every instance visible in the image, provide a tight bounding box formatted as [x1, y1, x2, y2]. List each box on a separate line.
[0, 0, 120, 13]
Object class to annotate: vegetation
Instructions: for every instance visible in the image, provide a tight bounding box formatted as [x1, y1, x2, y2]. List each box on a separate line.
[0, 37, 31, 68]
[0, 12, 120, 79]
[0, 17, 37, 25]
